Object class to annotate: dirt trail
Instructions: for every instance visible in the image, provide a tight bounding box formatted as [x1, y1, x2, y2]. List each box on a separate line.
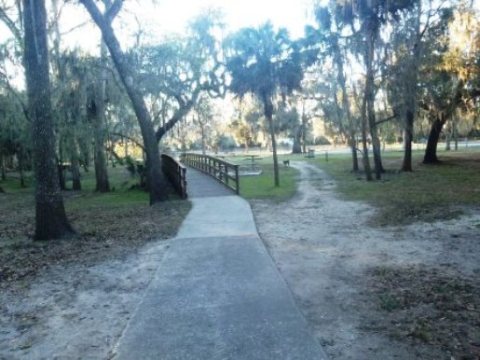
[251, 161, 480, 360]
[0, 241, 169, 360]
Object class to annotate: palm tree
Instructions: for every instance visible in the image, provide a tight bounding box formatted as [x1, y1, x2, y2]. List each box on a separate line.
[225, 23, 304, 186]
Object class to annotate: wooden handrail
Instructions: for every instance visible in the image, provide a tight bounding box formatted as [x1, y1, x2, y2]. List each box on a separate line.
[161, 154, 187, 199]
[180, 153, 240, 195]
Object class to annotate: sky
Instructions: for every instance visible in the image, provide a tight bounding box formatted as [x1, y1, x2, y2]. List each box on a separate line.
[136, 0, 313, 38]
[59, 0, 314, 53]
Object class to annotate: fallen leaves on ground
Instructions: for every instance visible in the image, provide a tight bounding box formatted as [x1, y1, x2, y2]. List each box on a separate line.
[370, 265, 480, 360]
[0, 193, 191, 289]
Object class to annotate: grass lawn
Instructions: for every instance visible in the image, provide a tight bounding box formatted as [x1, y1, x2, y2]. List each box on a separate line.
[226, 153, 301, 200]
[314, 149, 480, 225]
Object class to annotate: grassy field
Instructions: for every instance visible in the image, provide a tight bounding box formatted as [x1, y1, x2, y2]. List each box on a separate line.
[0, 166, 191, 287]
[313, 148, 480, 225]
[226, 153, 299, 200]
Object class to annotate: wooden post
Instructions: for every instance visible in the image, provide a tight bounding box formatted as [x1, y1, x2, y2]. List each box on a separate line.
[181, 167, 187, 198]
[235, 165, 239, 194]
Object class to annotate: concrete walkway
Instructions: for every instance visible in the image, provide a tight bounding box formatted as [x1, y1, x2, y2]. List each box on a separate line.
[113, 169, 327, 359]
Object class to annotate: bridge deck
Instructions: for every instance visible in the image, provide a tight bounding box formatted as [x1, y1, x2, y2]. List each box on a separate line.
[185, 167, 235, 198]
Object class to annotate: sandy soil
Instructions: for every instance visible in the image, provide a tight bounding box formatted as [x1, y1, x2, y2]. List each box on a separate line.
[0, 240, 170, 360]
[251, 161, 480, 360]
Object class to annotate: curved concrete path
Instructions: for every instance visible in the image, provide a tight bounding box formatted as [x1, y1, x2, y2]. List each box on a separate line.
[113, 168, 327, 360]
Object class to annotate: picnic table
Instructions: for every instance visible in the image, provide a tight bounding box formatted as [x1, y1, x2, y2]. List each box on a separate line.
[243, 155, 261, 170]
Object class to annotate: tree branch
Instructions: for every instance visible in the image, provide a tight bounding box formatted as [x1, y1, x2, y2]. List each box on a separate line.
[375, 113, 397, 126]
[0, 6, 22, 43]
[155, 98, 195, 141]
[110, 132, 145, 151]
[0, 70, 30, 122]
[105, 0, 123, 23]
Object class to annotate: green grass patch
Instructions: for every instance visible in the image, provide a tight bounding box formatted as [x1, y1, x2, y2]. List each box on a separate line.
[314, 149, 480, 225]
[0, 175, 33, 193]
[239, 163, 298, 200]
[224, 153, 300, 200]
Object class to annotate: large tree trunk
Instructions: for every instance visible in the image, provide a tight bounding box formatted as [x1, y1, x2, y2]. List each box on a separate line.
[292, 126, 302, 154]
[402, 2, 421, 172]
[77, 135, 91, 172]
[360, 86, 373, 181]
[0, 153, 6, 181]
[368, 101, 383, 179]
[18, 149, 26, 188]
[365, 21, 383, 179]
[333, 39, 358, 172]
[200, 122, 207, 155]
[453, 115, 458, 151]
[445, 121, 451, 151]
[401, 109, 414, 171]
[23, 0, 73, 240]
[423, 115, 445, 164]
[71, 143, 82, 191]
[92, 42, 110, 192]
[264, 95, 279, 187]
[349, 137, 359, 172]
[301, 111, 307, 154]
[81, 0, 167, 203]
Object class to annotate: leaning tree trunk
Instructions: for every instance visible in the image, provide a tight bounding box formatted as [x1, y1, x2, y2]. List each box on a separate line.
[264, 95, 280, 187]
[81, 0, 167, 203]
[423, 115, 445, 164]
[23, 0, 73, 240]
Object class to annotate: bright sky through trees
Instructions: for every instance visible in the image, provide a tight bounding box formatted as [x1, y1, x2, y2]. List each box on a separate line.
[57, 0, 314, 52]
[143, 0, 313, 37]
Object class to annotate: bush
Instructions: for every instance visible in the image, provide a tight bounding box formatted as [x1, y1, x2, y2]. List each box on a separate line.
[216, 135, 237, 151]
[314, 135, 331, 145]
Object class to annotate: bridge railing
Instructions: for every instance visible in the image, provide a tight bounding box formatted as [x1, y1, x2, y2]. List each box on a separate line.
[161, 154, 187, 199]
[180, 153, 240, 195]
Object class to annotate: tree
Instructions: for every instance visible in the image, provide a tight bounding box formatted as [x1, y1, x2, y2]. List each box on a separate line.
[275, 102, 302, 154]
[132, 12, 225, 144]
[192, 96, 215, 155]
[80, 0, 167, 203]
[226, 23, 304, 186]
[387, 0, 454, 171]
[23, 0, 73, 240]
[90, 54, 111, 192]
[333, 0, 416, 179]
[306, 3, 360, 171]
[420, 3, 478, 163]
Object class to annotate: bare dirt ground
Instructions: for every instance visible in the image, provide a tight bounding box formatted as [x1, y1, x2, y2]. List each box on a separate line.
[0, 241, 168, 360]
[251, 161, 480, 360]
[0, 199, 190, 360]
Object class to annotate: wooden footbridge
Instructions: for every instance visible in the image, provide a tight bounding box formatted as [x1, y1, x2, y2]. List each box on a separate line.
[161, 153, 240, 198]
